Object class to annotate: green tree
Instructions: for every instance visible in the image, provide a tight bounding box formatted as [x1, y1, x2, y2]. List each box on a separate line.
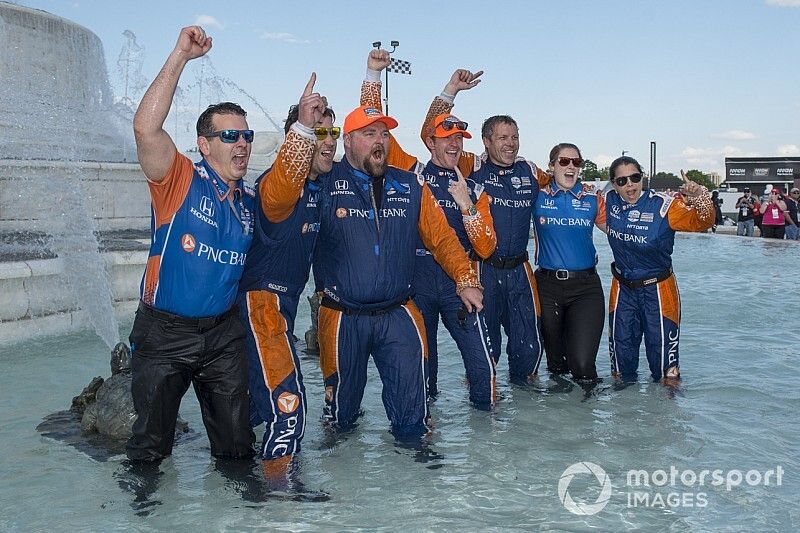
[649, 171, 681, 190]
[580, 160, 610, 181]
[685, 169, 715, 190]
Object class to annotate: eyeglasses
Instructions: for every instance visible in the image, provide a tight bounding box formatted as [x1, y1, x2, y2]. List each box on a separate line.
[791, 190, 800, 195]
[557, 157, 584, 168]
[203, 129, 254, 143]
[613, 173, 643, 186]
[439, 118, 468, 132]
[314, 127, 341, 140]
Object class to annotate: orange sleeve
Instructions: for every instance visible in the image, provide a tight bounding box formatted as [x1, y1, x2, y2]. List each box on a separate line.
[594, 192, 607, 225]
[534, 164, 551, 187]
[147, 150, 194, 226]
[360, 79, 420, 171]
[419, 96, 455, 144]
[418, 183, 481, 291]
[464, 190, 497, 259]
[457, 151, 477, 180]
[667, 193, 714, 232]
[260, 129, 315, 223]
[387, 135, 420, 172]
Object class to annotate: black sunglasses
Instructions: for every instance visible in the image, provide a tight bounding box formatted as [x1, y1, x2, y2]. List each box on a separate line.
[204, 129, 254, 143]
[314, 127, 341, 140]
[439, 118, 468, 132]
[557, 157, 584, 168]
[614, 173, 643, 186]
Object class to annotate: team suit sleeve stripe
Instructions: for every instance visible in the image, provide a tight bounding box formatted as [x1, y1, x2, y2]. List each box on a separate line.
[147, 150, 194, 226]
[464, 191, 497, 259]
[419, 96, 455, 144]
[418, 183, 481, 293]
[246, 291, 296, 389]
[667, 195, 714, 232]
[260, 129, 315, 223]
[595, 193, 607, 225]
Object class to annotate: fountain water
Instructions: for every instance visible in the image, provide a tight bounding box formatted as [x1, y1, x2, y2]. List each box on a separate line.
[0, 3, 283, 347]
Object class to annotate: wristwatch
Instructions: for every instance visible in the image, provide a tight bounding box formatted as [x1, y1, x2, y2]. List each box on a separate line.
[463, 204, 478, 216]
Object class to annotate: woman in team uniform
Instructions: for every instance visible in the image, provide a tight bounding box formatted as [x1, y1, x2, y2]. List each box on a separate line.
[604, 156, 713, 383]
[532, 143, 606, 382]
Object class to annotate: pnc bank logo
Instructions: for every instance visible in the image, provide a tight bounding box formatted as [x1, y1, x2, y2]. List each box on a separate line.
[181, 233, 196, 253]
[277, 392, 300, 414]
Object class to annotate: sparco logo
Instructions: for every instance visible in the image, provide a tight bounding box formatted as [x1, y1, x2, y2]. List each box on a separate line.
[268, 283, 288, 293]
[558, 462, 612, 515]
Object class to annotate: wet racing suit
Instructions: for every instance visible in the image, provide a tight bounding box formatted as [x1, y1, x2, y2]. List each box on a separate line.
[314, 156, 480, 439]
[360, 83, 498, 406]
[236, 125, 316, 461]
[533, 182, 606, 380]
[471, 156, 549, 382]
[128, 152, 256, 461]
[605, 189, 713, 380]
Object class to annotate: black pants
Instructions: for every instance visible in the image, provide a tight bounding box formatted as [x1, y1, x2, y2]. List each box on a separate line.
[535, 270, 605, 380]
[761, 225, 785, 239]
[126, 304, 255, 462]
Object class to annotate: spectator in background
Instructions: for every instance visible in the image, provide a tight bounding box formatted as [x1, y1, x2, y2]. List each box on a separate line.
[711, 190, 724, 233]
[785, 188, 800, 240]
[760, 188, 787, 239]
[735, 187, 756, 237]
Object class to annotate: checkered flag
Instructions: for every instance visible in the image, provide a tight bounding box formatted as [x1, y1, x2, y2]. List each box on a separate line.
[387, 58, 412, 75]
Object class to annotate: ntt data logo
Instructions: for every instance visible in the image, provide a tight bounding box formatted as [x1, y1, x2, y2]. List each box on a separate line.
[558, 462, 612, 515]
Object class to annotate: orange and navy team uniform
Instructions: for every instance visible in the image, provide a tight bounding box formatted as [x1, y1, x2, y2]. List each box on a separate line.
[236, 127, 316, 461]
[361, 80, 499, 406]
[471, 154, 550, 382]
[532, 182, 606, 380]
[605, 189, 713, 380]
[128, 151, 255, 462]
[314, 155, 480, 439]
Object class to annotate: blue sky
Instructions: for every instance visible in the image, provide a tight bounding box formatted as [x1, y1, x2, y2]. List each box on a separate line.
[13, 0, 800, 176]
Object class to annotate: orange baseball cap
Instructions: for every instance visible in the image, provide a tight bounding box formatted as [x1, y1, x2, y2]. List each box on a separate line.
[343, 105, 398, 134]
[430, 113, 472, 139]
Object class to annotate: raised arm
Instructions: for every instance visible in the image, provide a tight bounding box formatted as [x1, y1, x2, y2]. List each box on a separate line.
[133, 26, 211, 182]
[260, 73, 324, 223]
[361, 49, 419, 171]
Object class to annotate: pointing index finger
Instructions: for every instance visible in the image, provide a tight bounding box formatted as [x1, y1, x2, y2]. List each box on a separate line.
[303, 72, 316, 97]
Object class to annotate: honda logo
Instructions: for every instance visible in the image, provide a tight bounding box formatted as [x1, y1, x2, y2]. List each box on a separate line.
[335, 180, 349, 191]
[200, 196, 214, 217]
